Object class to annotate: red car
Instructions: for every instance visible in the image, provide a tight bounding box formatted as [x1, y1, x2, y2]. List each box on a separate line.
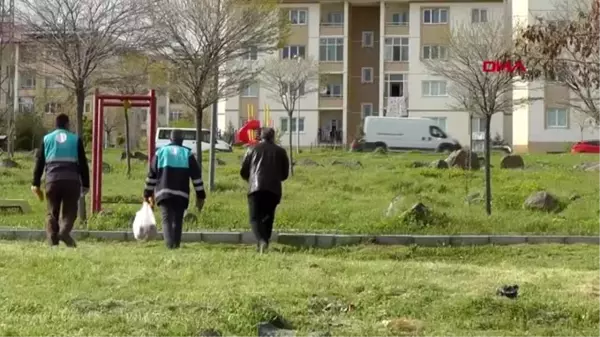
[571, 140, 600, 153]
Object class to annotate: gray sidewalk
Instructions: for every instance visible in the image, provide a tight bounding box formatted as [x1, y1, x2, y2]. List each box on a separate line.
[0, 229, 598, 247]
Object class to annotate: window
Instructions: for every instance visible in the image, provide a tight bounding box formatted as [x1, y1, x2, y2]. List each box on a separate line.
[422, 45, 447, 60]
[241, 83, 259, 97]
[18, 97, 34, 113]
[471, 9, 488, 23]
[361, 67, 373, 83]
[289, 9, 307, 25]
[169, 110, 183, 121]
[281, 45, 305, 59]
[428, 117, 447, 131]
[319, 38, 343, 61]
[546, 108, 568, 128]
[429, 126, 447, 138]
[384, 74, 406, 98]
[281, 82, 305, 96]
[362, 31, 373, 47]
[280, 117, 305, 133]
[44, 102, 62, 114]
[324, 12, 343, 25]
[471, 117, 486, 133]
[20, 73, 36, 89]
[243, 46, 258, 60]
[85, 102, 92, 113]
[44, 76, 62, 88]
[384, 37, 409, 61]
[422, 80, 447, 96]
[391, 12, 409, 25]
[361, 103, 374, 118]
[322, 83, 342, 97]
[423, 8, 448, 24]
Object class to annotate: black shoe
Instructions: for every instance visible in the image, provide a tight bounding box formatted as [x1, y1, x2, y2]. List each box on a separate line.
[48, 233, 59, 246]
[59, 233, 77, 248]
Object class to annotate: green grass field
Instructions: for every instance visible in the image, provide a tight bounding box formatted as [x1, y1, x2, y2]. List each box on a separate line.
[0, 149, 598, 235]
[0, 242, 597, 336]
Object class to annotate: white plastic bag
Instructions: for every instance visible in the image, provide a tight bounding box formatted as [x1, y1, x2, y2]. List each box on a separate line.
[133, 202, 157, 240]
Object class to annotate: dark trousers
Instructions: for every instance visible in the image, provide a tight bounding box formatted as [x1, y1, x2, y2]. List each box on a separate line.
[45, 181, 81, 245]
[159, 199, 186, 249]
[248, 191, 280, 244]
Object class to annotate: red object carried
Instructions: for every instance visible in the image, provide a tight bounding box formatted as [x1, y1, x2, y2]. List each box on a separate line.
[571, 140, 600, 154]
[236, 119, 261, 145]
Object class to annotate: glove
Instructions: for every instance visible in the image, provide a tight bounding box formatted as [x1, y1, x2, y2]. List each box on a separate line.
[31, 186, 44, 201]
[196, 198, 205, 212]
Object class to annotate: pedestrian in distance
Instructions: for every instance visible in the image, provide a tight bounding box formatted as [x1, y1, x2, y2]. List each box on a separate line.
[143, 129, 206, 249]
[240, 127, 289, 253]
[31, 113, 90, 248]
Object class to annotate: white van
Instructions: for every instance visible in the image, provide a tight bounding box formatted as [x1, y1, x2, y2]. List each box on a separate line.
[361, 117, 460, 152]
[156, 127, 232, 154]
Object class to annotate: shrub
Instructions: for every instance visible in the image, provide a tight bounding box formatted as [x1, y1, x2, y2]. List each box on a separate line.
[14, 112, 46, 151]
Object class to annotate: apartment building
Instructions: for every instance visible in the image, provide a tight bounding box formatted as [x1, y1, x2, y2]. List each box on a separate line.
[225, 0, 508, 147]
[506, 0, 599, 152]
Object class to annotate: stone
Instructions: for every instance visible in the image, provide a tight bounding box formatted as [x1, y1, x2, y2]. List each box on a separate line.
[399, 202, 430, 224]
[429, 159, 448, 169]
[574, 162, 600, 171]
[500, 154, 525, 169]
[0, 158, 19, 168]
[216, 158, 226, 166]
[523, 191, 560, 212]
[133, 151, 148, 161]
[569, 193, 581, 201]
[120, 151, 134, 160]
[298, 158, 321, 166]
[445, 149, 480, 170]
[183, 213, 198, 224]
[585, 163, 600, 171]
[102, 162, 111, 173]
[258, 323, 296, 337]
[198, 329, 221, 337]
[465, 192, 483, 204]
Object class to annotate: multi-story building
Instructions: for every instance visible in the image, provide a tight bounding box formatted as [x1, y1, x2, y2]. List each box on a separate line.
[224, 0, 507, 148]
[224, 0, 598, 151]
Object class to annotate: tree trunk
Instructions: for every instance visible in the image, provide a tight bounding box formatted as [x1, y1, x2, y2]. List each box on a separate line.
[288, 112, 294, 176]
[195, 106, 203, 176]
[484, 115, 492, 216]
[75, 86, 87, 222]
[7, 111, 14, 159]
[124, 109, 131, 177]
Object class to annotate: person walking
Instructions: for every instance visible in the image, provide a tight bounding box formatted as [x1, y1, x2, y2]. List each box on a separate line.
[32, 113, 90, 247]
[240, 127, 289, 253]
[143, 129, 206, 249]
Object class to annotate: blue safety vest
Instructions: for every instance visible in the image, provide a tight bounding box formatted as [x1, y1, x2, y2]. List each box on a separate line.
[44, 129, 79, 163]
[157, 145, 190, 169]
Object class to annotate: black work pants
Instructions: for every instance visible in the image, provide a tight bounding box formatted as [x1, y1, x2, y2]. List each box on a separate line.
[45, 181, 81, 245]
[247, 191, 280, 244]
[159, 199, 186, 249]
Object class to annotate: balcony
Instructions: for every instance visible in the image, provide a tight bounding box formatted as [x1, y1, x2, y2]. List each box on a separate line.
[319, 96, 343, 109]
[320, 3, 344, 36]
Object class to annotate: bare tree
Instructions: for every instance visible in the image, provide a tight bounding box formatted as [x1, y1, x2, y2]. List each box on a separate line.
[260, 56, 321, 176]
[0, 0, 16, 162]
[16, 0, 152, 219]
[571, 110, 597, 140]
[102, 108, 123, 147]
[148, 0, 286, 169]
[514, 0, 599, 123]
[423, 21, 531, 216]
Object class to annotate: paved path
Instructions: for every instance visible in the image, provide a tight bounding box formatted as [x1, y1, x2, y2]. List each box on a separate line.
[0, 229, 597, 247]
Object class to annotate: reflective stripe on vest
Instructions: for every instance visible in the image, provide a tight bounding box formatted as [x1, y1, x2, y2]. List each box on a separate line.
[157, 145, 190, 169]
[44, 129, 79, 163]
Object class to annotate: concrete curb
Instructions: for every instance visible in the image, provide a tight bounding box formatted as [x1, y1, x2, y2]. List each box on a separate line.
[0, 229, 598, 246]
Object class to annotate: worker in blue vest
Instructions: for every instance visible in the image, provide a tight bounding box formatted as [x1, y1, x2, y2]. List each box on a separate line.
[143, 129, 206, 249]
[32, 113, 90, 247]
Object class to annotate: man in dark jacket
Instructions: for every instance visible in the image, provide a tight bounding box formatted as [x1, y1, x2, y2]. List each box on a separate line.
[240, 127, 289, 253]
[144, 129, 206, 249]
[32, 113, 90, 247]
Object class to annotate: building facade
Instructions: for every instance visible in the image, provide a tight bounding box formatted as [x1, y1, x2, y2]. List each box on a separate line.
[225, 0, 509, 148]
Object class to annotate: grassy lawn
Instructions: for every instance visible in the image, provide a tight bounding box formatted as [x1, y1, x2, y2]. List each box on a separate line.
[0, 148, 598, 235]
[0, 241, 597, 336]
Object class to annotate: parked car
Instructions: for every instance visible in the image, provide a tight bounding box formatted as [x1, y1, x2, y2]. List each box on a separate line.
[571, 140, 600, 154]
[156, 127, 232, 154]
